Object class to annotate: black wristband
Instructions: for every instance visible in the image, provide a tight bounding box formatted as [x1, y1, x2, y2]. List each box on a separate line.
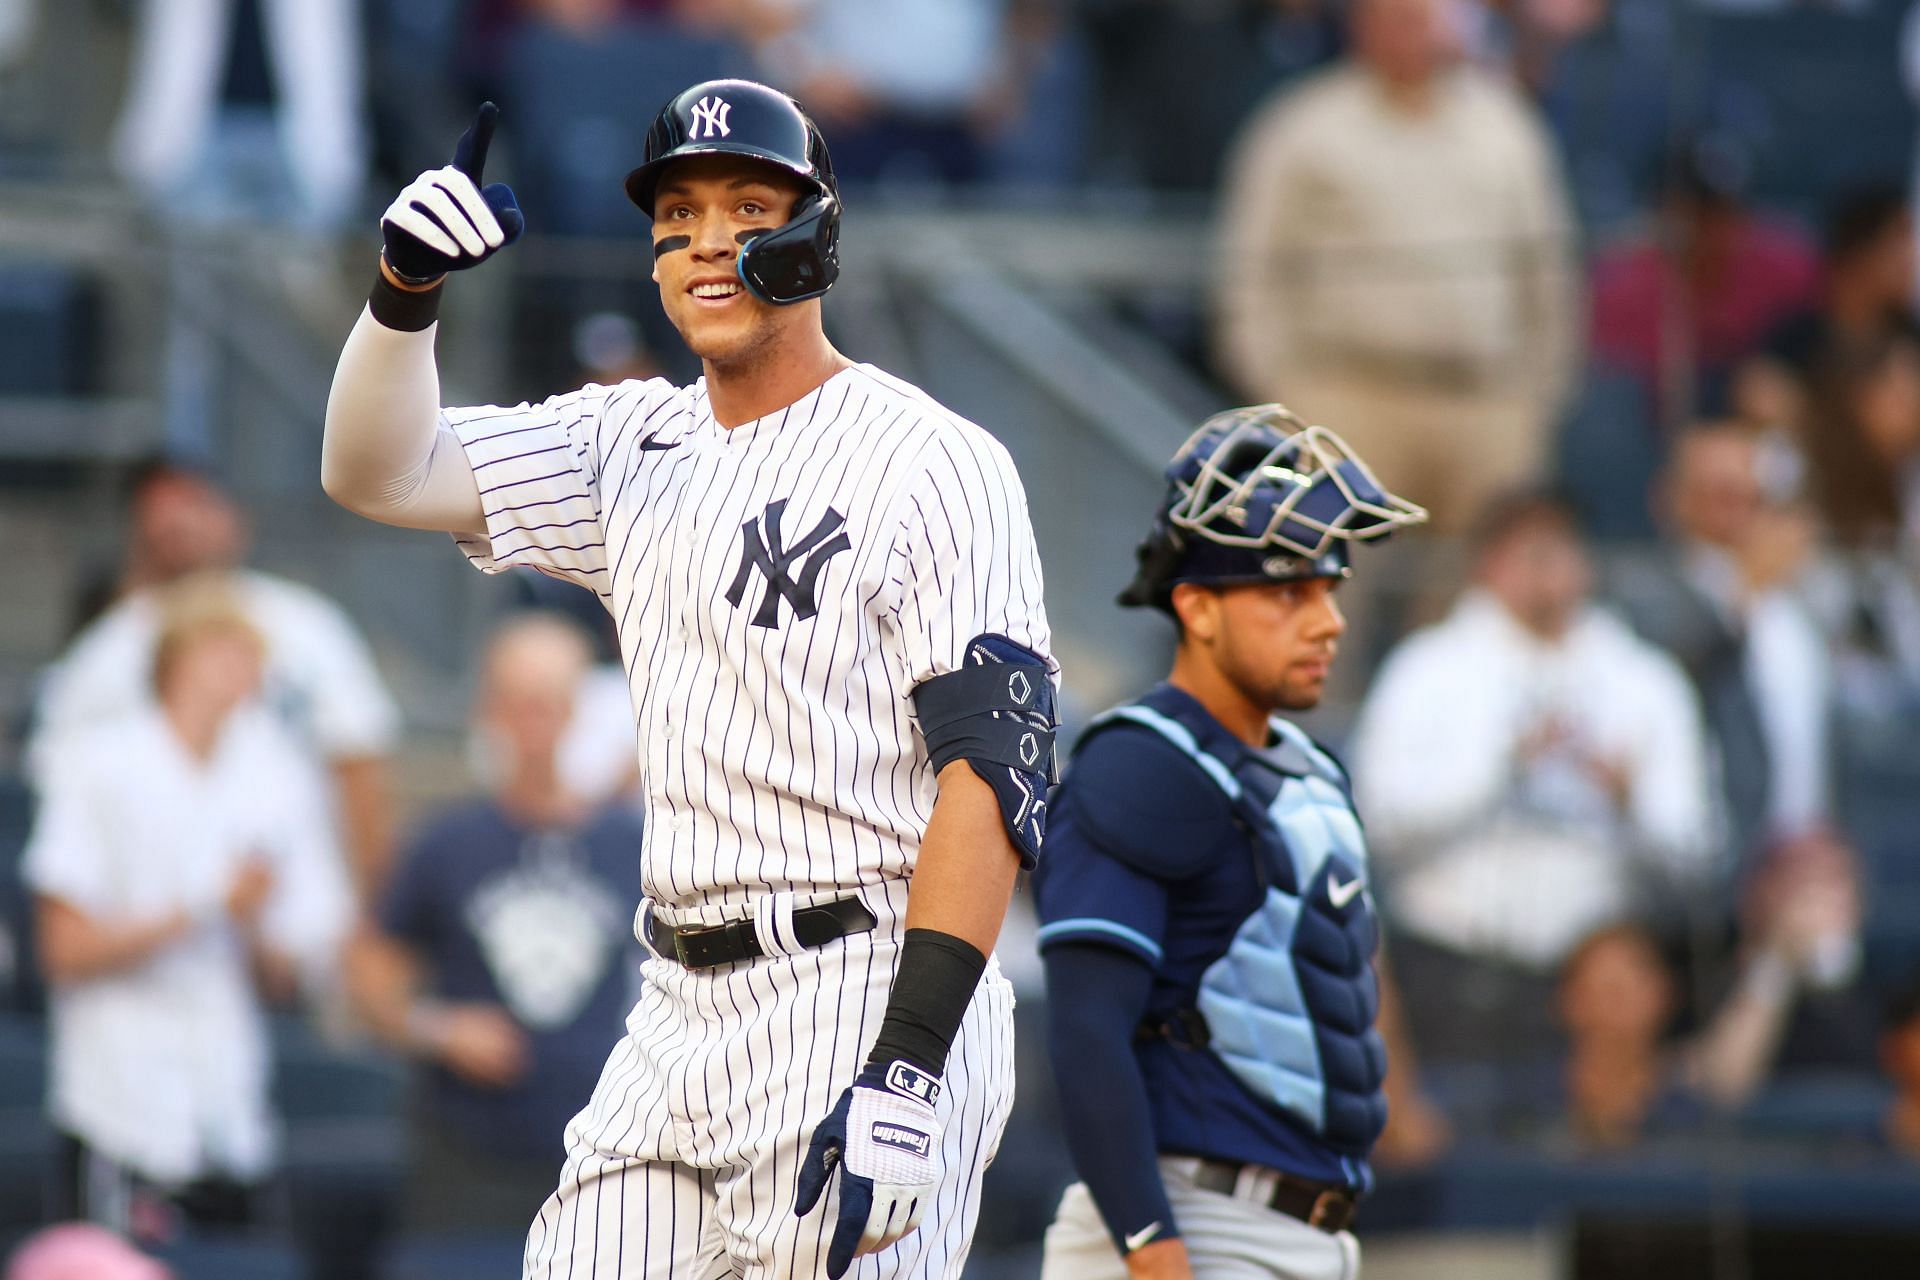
[368, 268, 445, 332]
[865, 928, 987, 1076]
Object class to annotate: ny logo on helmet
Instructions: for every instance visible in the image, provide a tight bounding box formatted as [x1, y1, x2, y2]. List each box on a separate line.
[689, 96, 732, 140]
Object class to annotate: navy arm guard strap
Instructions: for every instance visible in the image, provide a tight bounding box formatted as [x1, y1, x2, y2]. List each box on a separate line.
[912, 635, 1058, 868]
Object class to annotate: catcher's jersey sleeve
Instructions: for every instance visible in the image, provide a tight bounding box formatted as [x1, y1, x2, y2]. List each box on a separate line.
[442, 377, 681, 595]
[1033, 725, 1242, 968]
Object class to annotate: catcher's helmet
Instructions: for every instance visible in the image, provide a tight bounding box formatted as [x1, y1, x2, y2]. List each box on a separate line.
[1119, 404, 1428, 612]
[624, 79, 840, 306]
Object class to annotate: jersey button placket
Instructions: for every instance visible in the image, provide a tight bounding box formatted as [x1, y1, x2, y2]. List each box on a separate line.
[672, 454, 702, 645]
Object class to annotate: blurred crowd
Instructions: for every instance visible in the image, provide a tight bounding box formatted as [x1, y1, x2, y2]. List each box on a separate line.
[5, 0, 1920, 1275]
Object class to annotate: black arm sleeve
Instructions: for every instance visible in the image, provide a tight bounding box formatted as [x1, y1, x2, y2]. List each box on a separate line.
[1044, 942, 1179, 1253]
[865, 927, 986, 1075]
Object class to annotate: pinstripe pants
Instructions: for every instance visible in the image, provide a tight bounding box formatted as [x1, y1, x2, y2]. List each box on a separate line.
[522, 920, 1016, 1279]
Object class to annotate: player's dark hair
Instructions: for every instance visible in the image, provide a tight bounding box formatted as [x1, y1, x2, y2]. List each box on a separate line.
[1825, 183, 1910, 264]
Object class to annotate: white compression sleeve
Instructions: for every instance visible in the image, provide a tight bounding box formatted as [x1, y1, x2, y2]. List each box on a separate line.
[321, 307, 486, 534]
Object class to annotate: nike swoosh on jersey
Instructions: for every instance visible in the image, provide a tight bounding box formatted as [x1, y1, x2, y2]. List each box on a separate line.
[1124, 1222, 1163, 1252]
[639, 433, 682, 451]
[1327, 874, 1364, 908]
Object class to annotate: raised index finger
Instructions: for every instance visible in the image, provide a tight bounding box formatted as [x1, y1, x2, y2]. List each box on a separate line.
[452, 101, 499, 182]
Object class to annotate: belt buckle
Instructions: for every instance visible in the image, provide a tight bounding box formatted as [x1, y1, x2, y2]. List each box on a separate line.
[1306, 1189, 1349, 1232]
[673, 923, 724, 968]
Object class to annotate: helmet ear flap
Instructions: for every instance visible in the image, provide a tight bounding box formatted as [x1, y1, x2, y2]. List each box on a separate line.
[736, 191, 840, 305]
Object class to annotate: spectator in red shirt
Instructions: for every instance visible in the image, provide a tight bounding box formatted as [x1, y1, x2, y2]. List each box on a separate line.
[1590, 140, 1821, 421]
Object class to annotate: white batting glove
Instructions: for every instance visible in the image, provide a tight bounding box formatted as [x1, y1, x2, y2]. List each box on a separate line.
[794, 1060, 944, 1278]
[381, 102, 523, 282]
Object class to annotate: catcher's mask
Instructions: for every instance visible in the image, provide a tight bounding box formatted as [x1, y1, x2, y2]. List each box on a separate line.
[1119, 404, 1428, 613]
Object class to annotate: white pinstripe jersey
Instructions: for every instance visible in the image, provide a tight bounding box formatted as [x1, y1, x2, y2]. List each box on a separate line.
[445, 363, 1052, 913]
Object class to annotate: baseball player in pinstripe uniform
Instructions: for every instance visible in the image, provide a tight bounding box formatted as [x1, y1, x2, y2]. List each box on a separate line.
[321, 82, 1057, 1279]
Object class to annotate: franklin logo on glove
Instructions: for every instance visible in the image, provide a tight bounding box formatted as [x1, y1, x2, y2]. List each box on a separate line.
[872, 1122, 934, 1157]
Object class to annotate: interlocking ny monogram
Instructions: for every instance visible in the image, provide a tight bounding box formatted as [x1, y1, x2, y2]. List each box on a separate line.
[724, 499, 852, 629]
[689, 95, 731, 140]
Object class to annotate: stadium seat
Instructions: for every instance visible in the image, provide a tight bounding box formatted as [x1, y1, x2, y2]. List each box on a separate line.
[149, 1236, 305, 1280]
[500, 21, 752, 239]
[271, 1019, 407, 1280]
[0, 774, 42, 1013]
[1695, 7, 1915, 220]
[0, 262, 96, 396]
[386, 1233, 529, 1280]
[0, 1013, 50, 1229]
[1538, 3, 1680, 233]
[1736, 1073, 1892, 1146]
[1834, 710, 1920, 998]
[1552, 363, 1662, 543]
[1374, 1142, 1920, 1235]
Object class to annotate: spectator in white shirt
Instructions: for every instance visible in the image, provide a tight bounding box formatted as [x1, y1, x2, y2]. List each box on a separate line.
[33, 459, 399, 896]
[1349, 490, 1716, 1068]
[25, 575, 352, 1243]
[109, 0, 366, 230]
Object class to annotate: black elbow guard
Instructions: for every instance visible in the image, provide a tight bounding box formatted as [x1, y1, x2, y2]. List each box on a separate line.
[912, 634, 1058, 867]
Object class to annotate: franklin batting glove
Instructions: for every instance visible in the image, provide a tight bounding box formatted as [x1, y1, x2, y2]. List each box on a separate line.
[795, 1060, 943, 1278]
[381, 102, 525, 284]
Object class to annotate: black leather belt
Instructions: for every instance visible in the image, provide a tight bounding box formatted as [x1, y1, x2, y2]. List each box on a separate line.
[645, 896, 877, 969]
[1188, 1157, 1358, 1234]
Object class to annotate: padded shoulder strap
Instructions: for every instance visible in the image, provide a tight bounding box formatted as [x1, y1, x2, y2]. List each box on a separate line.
[1266, 718, 1348, 790]
[1086, 703, 1244, 802]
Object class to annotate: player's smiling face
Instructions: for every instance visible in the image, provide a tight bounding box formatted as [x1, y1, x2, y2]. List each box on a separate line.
[1179, 577, 1346, 713]
[650, 155, 812, 366]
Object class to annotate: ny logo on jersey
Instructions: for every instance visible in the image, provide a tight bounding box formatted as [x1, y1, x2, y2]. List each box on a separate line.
[725, 498, 852, 628]
[689, 95, 731, 140]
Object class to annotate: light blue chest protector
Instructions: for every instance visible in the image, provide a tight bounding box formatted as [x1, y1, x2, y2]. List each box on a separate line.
[1094, 701, 1389, 1154]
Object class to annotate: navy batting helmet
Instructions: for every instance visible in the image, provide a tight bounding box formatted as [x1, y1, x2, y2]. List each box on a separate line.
[624, 79, 840, 306]
[1118, 404, 1428, 612]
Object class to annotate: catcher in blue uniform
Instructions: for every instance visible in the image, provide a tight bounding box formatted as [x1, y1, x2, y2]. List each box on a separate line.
[1033, 405, 1426, 1280]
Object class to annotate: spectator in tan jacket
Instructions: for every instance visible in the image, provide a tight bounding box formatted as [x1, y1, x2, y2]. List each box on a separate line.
[1212, 0, 1580, 533]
